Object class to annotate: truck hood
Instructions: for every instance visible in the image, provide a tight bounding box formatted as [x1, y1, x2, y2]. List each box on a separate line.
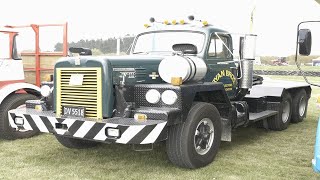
[106, 55, 165, 85]
[54, 55, 165, 117]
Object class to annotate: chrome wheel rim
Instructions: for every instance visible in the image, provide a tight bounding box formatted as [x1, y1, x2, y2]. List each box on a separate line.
[299, 96, 307, 117]
[282, 100, 290, 123]
[194, 118, 214, 155]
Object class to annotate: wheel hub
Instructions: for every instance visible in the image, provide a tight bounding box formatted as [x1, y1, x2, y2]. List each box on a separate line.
[299, 96, 307, 117]
[194, 118, 214, 155]
[282, 100, 290, 123]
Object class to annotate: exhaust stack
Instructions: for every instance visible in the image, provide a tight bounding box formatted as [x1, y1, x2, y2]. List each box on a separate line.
[239, 35, 257, 89]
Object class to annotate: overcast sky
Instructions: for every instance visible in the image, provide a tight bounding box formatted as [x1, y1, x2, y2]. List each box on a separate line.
[1, 0, 320, 56]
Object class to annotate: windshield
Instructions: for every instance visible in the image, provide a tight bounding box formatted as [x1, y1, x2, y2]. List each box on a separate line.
[132, 31, 205, 54]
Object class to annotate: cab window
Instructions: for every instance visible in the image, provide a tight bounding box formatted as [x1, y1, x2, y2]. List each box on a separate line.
[0, 34, 10, 59]
[208, 34, 231, 59]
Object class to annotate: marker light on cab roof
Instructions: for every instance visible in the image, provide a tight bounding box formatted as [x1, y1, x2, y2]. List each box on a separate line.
[164, 20, 169, 25]
[172, 20, 177, 25]
[180, 20, 185, 24]
[144, 24, 150, 28]
[202, 21, 208, 26]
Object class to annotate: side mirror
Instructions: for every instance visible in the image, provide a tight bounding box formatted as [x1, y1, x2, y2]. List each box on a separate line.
[298, 29, 312, 56]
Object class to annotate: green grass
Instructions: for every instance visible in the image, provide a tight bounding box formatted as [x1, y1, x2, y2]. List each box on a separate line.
[1, 77, 320, 179]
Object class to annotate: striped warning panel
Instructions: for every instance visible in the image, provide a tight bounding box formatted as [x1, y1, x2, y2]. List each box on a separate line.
[8, 112, 167, 144]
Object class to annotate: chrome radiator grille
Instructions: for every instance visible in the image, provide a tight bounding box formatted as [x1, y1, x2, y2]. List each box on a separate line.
[56, 68, 102, 119]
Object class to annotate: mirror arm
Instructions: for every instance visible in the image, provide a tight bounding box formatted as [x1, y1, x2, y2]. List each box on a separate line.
[215, 32, 243, 80]
[295, 21, 320, 87]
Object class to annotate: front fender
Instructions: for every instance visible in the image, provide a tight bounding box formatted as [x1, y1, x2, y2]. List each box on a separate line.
[0, 83, 41, 105]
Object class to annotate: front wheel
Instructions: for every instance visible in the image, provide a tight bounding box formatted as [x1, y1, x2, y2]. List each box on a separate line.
[166, 102, 222, 169]
[0, 94, 39, 140]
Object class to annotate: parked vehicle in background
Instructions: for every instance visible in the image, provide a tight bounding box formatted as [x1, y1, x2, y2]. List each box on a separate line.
[312, 58, 320, 66]
[0, 29, 40, 139]
[271, 57, 289, 66]
[0, 23, 68, 140]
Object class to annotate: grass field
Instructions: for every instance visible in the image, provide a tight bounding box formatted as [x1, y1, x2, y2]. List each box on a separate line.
[1, 76, 320, 180]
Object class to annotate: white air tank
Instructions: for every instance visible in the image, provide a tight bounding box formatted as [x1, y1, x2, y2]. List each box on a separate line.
[158, 55, 207, 84]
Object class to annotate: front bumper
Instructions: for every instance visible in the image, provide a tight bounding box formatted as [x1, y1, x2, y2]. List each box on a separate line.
[9, 108, 168, 144]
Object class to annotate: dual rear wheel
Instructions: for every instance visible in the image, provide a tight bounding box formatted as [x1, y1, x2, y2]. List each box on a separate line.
[268, 89, 308, 131]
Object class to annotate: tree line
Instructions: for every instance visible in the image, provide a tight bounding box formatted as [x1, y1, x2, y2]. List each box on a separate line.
[54, 36, 135, 55]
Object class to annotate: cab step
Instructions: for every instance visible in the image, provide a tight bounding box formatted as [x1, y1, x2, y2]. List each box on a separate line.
[249, 110, 278, 122]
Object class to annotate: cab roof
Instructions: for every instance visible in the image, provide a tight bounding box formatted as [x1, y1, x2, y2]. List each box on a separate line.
[141, 23, 229, 36]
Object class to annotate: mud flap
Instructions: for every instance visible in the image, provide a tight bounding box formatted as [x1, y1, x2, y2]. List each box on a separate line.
[221, 118, 231, 142]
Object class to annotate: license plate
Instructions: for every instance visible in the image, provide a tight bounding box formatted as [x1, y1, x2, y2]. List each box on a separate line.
[62, 106, 85, 118]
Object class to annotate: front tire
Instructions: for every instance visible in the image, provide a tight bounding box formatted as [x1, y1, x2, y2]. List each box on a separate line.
[0, 94, 39, 140]
[268, 92, 292, 131]
[291, 89, 307, 123]
[166, 102, 222, 169]
[55, 135, 99, 149]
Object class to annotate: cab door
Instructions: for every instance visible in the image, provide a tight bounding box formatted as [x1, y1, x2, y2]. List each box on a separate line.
[0, 32, 25, 84]
[204, 33, 237, 98]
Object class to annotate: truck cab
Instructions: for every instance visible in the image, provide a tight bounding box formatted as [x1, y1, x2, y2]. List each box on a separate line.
[132, 23, 237, 97]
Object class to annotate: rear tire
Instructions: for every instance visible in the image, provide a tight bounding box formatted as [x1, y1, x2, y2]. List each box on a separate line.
[291, 89, 307, 123]
[268, 92, 292, 131]
[0, 94, 39, 140]
[166, 102, 221, 169]
[55, 135, 99, 149]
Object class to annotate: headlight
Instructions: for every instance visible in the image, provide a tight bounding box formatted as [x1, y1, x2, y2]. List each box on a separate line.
[146, 89, 161, 104]
[161, 90, 177, 105]
[40, 85, 51, 97]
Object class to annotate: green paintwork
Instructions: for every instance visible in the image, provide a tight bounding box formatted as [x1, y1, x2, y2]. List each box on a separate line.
[108, 56, 164, 85]
[137, 25, 237, 97]
[53, 24, 238, 118]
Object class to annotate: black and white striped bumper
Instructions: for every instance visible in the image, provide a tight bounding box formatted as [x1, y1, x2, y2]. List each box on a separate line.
[8, 109, 167, 144]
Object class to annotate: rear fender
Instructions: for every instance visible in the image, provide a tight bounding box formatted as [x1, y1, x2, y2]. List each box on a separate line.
[247, 80, 311, 99]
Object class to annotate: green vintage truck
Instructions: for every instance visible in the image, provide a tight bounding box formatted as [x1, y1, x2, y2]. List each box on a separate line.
[9, 16, 311, 169]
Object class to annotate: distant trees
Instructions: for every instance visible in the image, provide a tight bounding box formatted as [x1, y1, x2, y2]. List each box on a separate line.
[54, 36, 135, 54]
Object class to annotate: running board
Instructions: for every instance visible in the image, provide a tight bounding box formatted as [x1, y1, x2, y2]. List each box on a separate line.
[249, 110, 278, 122]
